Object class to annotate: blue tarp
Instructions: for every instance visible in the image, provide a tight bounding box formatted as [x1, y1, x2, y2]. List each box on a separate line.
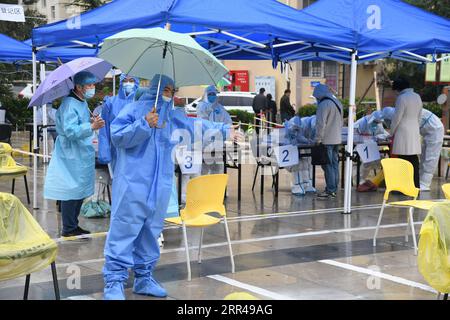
[302, 0, 450, 58]
[0, 34, 32, 63]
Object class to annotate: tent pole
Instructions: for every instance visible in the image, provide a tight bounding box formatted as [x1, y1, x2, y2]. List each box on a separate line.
[32, 49, 39, 210]
[40, 63, 48, 164]
[112, 68, 116, 96]
[343, 51, 358, 214]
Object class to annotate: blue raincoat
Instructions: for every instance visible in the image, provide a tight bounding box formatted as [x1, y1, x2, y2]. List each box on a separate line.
[103, 75, 231, 284]
[197, 86, 232, 124]
[98, 74, 140, 171]
[44, 93, 94, 200]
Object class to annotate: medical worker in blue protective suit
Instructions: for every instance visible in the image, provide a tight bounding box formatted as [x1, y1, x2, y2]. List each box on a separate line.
[98, 74, 139, 172]
[353, 112, 390, 190]
[44, 71, 105, 237]
[373, 106, 444, 191]
[283, 116, 317, 195]
[103, 74, 239, 300]
[197, 85, 233, 176]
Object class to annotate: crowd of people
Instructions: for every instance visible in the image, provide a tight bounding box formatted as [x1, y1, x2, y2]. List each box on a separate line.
[39, 70, 443, 300]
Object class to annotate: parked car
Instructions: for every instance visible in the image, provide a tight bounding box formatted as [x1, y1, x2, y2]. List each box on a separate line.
[185, 91, 257, 116]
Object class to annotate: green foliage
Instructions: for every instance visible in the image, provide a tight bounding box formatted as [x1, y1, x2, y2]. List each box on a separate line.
[423, 102, 443, 118]
[404, 0, 450, 18]
[297, 104, 316, 117]
[1, 96, 33, 130]
[68, 0, 107, 11]
[227, 109, 254, 132]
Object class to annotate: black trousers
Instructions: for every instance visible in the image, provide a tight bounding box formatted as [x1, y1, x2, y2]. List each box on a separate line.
[396, 154, 420, 188]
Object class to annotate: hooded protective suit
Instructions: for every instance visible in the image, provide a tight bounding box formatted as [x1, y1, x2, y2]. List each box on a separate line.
[373, 107, 443, 190]
[103, 74, 230, 299]
[283, 116, 316, 195]
[98, 74, 140, 172]
[197, 85, 232, 175]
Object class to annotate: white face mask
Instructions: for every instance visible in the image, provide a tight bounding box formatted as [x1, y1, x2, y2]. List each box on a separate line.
[162, 95, 172, 103]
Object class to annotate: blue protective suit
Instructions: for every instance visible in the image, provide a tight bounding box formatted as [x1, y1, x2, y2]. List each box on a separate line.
[103, 75, 230, 290]
[356, 114, 390, 141]
[98, 74, 140, 171]
[44, 93, 95, 200]
[197, 86, 232, 124]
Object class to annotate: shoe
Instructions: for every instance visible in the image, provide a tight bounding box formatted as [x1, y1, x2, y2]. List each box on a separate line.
[61, 228, 85, 237]
[420, 184, 431, 192]
[76, 226, 91, 234]
[291, 184, 305, 196]
[317, 191, 336, 199]
[133, 276, 167, 298]
[104, 281, 125, 300]
[357, 180, 377, 192]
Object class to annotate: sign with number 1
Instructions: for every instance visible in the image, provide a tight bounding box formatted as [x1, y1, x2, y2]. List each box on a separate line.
[355, 140, 380, 163]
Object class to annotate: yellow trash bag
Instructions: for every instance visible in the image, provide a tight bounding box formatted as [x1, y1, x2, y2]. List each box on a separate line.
[0, 143, 28, 181]
[0, 193, 58, 281]
[418, 203, 450, 294]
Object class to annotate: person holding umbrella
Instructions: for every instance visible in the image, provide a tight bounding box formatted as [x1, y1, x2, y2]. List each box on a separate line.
[102, 74, 241, 300]
[44, 71, 105, 237]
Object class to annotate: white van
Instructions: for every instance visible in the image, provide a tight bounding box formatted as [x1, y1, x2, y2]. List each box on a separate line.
[186, 91, 257, 116]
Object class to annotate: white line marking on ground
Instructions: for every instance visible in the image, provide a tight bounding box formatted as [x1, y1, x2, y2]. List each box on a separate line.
[57, 221, 423, 267]
[65, 295, 97, 300]
[208, 274, 293, 300]
[318, 259, 437, 294]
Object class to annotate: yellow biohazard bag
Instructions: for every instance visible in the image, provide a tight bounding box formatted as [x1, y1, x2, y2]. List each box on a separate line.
[418, 203, 450, 294]
[0, 143, 28, 181]
[0, 193, 58, 281]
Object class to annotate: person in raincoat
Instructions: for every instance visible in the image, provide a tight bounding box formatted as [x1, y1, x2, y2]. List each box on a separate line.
[283, 115, 317, 195]
[98, 74, 140, 172]
[44, 71, 105, 237]
[103, 74, 240, 300]
[197, 85, 232, 176]
[372, 106, 444, 191]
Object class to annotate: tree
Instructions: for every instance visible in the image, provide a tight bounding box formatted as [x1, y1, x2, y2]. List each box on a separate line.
[382, 0, 450, 102]
[68, 0, 107, 11]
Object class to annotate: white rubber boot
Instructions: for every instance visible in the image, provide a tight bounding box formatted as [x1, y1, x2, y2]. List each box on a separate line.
[291, 171, 305, 195]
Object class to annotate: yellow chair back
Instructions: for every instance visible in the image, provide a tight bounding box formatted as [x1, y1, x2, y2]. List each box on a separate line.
[442, 184, 450, 200]
[0, 143, 18, 168]
[381, 158, 419, 200]
[182, 174, 228, 220]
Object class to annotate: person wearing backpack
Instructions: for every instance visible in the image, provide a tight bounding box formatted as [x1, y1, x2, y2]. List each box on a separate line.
[313, 84, 343, 199]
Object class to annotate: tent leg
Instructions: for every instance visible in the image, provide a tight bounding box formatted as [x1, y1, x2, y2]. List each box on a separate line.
[32, 50, 39, 210]
[343, 51, 358, 214]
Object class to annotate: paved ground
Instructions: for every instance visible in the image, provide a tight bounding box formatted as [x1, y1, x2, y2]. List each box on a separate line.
[0, 132, 445, 300]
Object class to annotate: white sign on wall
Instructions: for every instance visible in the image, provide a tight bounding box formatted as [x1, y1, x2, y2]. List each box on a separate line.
[0, 4, 25, 22]
[255, 76, 276, 100]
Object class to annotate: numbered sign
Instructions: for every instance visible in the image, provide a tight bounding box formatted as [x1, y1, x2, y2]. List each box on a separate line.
[355, 141, 380, 164]
[176, 148, 202, 175]
[273, 145, 299, 168]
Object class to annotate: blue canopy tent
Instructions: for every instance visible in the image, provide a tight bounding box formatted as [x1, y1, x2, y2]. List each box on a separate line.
[0, 34, 32, 63]
[28, 0, 450, 212]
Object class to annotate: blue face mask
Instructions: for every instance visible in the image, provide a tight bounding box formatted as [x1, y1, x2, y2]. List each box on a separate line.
[123, 82, 134, 95]
[84, 88, 95, 100]
[207, 94, 217, 103]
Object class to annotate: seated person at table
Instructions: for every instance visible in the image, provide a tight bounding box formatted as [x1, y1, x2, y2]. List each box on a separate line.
[283, 115, 317, 195]
[354, 111, 390, 192]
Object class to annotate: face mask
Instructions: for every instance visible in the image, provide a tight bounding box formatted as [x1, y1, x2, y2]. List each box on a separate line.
[162, 95, 172, 103]
[207, 95, 217, 103]
[84, 88, 95, 100]
[123, 82, 134, 94]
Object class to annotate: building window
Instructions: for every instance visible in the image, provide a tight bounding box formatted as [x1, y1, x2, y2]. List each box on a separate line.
[302, 61, 324, 78]
[303, 0, 317, 8]
[51, 5, 55, 19]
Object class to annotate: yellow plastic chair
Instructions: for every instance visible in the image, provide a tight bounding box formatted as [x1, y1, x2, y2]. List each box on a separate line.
[0, 193, 60, 299]
[373, 159, 420, 255]
[418, 203, 450, 299]
[166, 174, 235, 281]
[442, 184, 450, 200]
[0, 143, 30, 204]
